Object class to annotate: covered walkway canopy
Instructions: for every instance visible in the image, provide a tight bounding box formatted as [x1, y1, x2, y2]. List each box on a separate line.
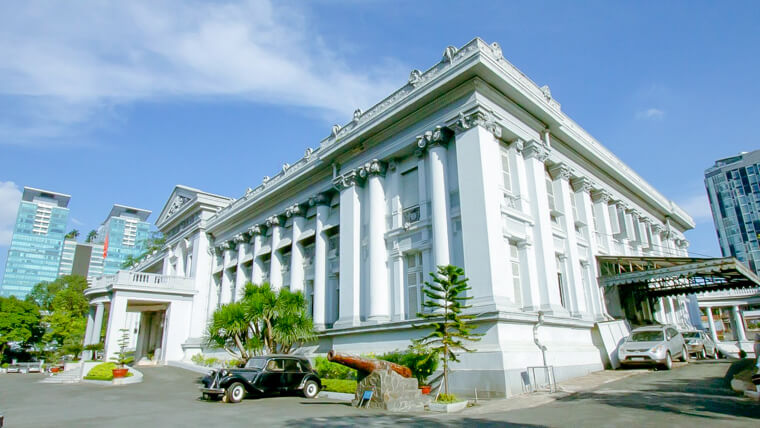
[597, 256, 760, 298]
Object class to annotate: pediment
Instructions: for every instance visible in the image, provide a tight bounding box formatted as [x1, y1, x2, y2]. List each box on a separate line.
[155, 186, 200, 228]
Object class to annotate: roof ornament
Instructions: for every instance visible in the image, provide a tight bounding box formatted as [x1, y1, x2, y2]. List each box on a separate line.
[304, 147, 314, 159]
[442, 45, 458, 63]
[353, 109, 362, 122]
[408, 69, 422, 86]
[490, 42, 503, 60]
[330, 124, 341, 138]
[540, 85, 552, 100]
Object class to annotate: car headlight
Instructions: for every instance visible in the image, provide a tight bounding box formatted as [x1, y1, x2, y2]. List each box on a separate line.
[650, 344, 666, 354]
[219, 369, 228, 377]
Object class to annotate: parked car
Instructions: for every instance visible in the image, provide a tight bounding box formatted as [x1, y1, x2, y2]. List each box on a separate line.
[617, 324, 689, 370]
[200, 355, 322, 403]
[682, 330, 718, 359]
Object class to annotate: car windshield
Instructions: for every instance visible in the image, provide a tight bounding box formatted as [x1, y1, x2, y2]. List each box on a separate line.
[245, 358, 267, 369]
[630, 331, 664, 342]
[682, 332, 701, 339]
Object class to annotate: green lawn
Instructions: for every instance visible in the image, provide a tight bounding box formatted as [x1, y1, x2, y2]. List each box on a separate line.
[321, 379, 356, 394]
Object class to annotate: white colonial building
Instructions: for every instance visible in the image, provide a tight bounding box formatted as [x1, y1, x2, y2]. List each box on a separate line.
[85, 38, 696, 397]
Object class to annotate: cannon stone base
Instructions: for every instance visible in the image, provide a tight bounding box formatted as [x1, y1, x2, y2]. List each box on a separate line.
[352, 369, 432, 412]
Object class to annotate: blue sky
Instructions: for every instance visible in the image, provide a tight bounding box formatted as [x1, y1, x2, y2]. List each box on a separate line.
[1, 0, 759, 283]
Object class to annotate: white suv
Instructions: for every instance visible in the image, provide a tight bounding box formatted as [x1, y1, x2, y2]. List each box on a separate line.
[617, 324, 688, 370]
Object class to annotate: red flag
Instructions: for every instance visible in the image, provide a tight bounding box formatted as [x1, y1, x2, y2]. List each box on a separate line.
[103, 233, 109, 259]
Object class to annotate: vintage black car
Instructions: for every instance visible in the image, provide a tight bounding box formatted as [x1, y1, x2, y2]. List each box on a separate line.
[200, 355, 321, 403]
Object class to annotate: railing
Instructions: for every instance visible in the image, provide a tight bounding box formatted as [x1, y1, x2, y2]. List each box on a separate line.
[699, 288, 760, 298]
[91, 271, 194, 292]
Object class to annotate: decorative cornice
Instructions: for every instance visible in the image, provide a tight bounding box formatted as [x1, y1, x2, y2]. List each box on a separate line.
[450, 109, 502, 137]
[266, 215, 281, 228]
[285, 203, 305, 218]
[415, 126, 452, 155]
[309, 193, 331, 207]
[357, 159, 387, 179]
[333, 169, 360, 191]
[522, 139, 550, 162]
[548, 163, 571, 181]
[571, 177, 593, 193]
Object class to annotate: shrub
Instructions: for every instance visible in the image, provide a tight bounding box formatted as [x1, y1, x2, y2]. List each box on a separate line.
[321, 379, 357, 394]
[314, 356, 356, 380]
[378, 349, 439, 385]
[84, 362, 134, 381]
[436, 393, 460, 403]
[191, 353, 205, 366]
[1, 363, 8, 369]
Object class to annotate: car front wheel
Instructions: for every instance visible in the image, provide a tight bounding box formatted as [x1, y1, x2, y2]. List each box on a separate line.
[225, 382, 246, 404]
[663, 352, 672, 370]
[302, 380, 320, 399]
[679, 346, 689, 362]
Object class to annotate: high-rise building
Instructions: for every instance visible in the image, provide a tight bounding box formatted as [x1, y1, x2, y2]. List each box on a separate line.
[0, 187, 70, 297]
[58, 238, 105, 282]
[98, 205, 152, 275]
[705, 149, 760, 274]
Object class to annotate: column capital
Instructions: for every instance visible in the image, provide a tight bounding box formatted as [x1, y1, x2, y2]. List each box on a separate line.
[266, 215, 282, 228]
[509, 138, 525, 154]
[357, 159, 387, 179]
[225, 239, 238, 251]
[523, 139, 550, 162]
[285, 203, 305, 218]
[571, 176, 593, 193]
[449, 108, 502, 138]
[309, 193, 331, 207]
[233, 233, 247, 245]
[415, 126, 452, 153]
[333, 169, 360, 191]
[591, 188, 612, 203]
[548, 162, 571, 181]
[248, 224, 266, 236]
[651, 223, 664, 234]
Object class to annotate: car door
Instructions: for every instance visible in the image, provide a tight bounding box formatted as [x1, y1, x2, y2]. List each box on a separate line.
[260, 358, 286, 393]
[665, 328, 677, 355]
[281, 359, 305, 392]
[702, 332, 715, 355]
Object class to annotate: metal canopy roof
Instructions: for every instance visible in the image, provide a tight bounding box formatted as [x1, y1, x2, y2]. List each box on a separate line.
[597, 256, 760, 298]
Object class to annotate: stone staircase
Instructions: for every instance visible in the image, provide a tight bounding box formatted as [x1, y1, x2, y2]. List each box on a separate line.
[40, 364, 83, 384]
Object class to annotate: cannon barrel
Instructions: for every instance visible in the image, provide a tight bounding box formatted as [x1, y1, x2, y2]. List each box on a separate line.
[327, 350, 412, 378]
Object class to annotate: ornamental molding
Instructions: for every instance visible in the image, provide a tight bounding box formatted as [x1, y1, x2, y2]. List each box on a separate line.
[309, 193, 331, 207]
[266, 215, 281, 228]
[248, 224, 265, 237]
[450, 109, 502, 138]
[522, 139, 550, 162]
[233, 233, 247, 245]
[333, 169, 360, 191]
[548, 163, 571, 181]
[571, 177, 593, 193]
[357, 159, 387, 179]
[415, 126, 452, 155]
[510, 138, 524, 154]
[166, 195, 191, 218]
[651, 223, 665, 234]
[590, 188, 612, 203]
[285, 203, 305, 218]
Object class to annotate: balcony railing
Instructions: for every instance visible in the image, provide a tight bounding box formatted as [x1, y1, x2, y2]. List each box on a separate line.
[91, 271, 194, 292]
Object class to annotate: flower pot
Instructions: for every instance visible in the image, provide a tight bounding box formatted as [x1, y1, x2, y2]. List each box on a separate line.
[420, 385, 432, 395]
[112, 368, 129, 378]
[50, 367, 59, 373]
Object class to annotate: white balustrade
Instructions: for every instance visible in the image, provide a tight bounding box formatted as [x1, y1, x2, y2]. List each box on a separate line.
[90, 271, 194, 292]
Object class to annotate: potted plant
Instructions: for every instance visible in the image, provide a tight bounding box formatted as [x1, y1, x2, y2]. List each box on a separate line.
[109, 329, 134, 378]
[84, 343, 104, 361]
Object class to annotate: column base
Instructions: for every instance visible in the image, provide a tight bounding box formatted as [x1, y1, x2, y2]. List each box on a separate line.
[333, 317, 361, 329]
[522, 304, 571, 318]
[470, 295, 521, 314]
[313, 323, 327, 332]
[365, 316, 391, 325]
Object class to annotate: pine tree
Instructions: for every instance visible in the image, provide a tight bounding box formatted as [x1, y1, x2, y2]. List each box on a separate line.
[413, 265, 482, 395]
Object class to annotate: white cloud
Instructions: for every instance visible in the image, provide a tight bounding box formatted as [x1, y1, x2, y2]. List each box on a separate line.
[0, 0, 407, 145]
[677, 193, 714, 224]
[635, 108, 665, 120]
[0, 181, 22, 245]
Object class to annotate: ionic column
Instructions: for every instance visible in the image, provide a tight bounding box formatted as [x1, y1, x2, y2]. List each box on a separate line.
[234, 233, 248, 300]
[650, 224, 665, 256]
[248, 225, 265, 284]
[310, 194, 330, 330]
[733, 306, 747, 342]
[91, 302, 105, 344]
[84, 306, 96, 346]
[334, 170, 361, 327]
[220, 241, 234, 304]
[573, 177, 605, 318]
[550, 163, 586, 317]
[451, 109, 513, 311]
[267, 215, 283, 290]
[360, 160, 390, 322]
[591, 189, 615, 253]
[286, 204, 306, 293]
[705, 307, 719, 344]
[522, 139, 564, 314]
[417, 128, 451, 268]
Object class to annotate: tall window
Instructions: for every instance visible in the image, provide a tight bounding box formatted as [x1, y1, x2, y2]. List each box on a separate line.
[556, 256, 566, 308]
[545, 170, 557, 212]
[305, 280, 314, 317]
[405, 252, 424, 318]
[500, 146, 512, 193]
[509, 242, 521, 306]
[401, 168, 420, 224]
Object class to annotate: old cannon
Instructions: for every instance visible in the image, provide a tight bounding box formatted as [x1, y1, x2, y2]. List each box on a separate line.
[327, 350, 412, 379]
[326, 350, 430, 412]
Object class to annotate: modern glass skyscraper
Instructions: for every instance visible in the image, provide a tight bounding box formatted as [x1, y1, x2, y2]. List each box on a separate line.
[58, 238, 104, 282]
[0, 187, 70, 297]
[98, 205, 152, 275]
[705, 149, 760, 274]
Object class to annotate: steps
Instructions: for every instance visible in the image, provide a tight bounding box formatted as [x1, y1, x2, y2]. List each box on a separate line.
[40, 366, 83, 384]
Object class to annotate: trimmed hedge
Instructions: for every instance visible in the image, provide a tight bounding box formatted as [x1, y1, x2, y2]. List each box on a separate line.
[84, 362, 134, 381]
[321, 378, 357, 394]
[314, 357, 356, 380]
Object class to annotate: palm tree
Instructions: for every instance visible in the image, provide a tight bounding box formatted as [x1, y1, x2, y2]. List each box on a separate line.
[85, 230, 98, 243]
[65, 229, 80, 240]
[205, 282, 314, 363]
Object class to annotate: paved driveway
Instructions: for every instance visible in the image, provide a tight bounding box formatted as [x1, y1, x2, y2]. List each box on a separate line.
[1, 360, 757, 427]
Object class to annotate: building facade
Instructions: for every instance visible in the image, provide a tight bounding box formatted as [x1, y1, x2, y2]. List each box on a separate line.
[58, 238, 105, 282]
[97, 205, 152, 275]
[85, 39, 695, 397]
[0, 187, 70, 298]
[705, 149, 760, 275]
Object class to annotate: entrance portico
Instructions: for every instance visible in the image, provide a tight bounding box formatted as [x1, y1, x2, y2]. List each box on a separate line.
[84, 271, 196, 363]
